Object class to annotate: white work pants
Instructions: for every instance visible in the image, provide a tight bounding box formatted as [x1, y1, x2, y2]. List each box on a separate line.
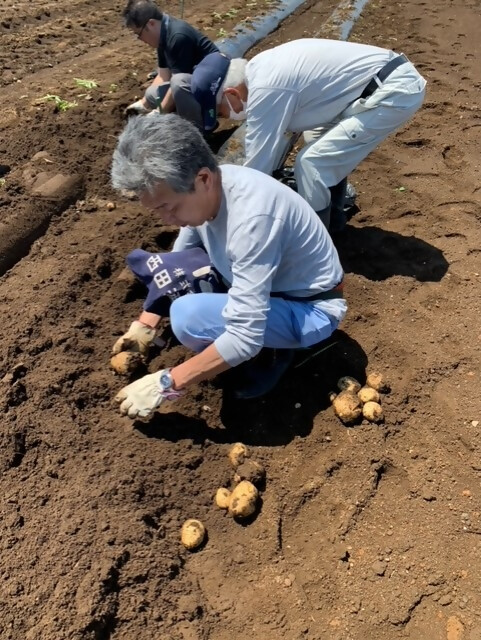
[294, 61, 427, 211]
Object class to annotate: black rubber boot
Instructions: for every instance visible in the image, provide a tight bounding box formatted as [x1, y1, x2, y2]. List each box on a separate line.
[329, 177, 348, 233]
[233, 348, 295, 400]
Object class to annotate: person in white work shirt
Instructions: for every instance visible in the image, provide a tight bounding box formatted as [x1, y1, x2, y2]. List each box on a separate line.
[190, 39, 427, 231]
[110, 113, 347, 419]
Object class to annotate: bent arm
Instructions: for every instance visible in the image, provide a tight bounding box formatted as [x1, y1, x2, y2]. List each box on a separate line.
[171, 343, 230, 389]
[244, 88, 298, 175]
[214, 216, 282, 366]
[142, 67, 172, 108]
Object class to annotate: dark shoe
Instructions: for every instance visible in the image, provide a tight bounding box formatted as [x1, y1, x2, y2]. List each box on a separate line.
[233, 348, 295, 400]
[328, 177, 348, 232]
[273, 167, 298, 192]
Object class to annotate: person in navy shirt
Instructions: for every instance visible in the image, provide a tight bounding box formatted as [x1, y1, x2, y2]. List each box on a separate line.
[123, 0, 218, 128]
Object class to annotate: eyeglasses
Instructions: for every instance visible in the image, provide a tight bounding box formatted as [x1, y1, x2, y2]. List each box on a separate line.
[136, 20, 149, 39]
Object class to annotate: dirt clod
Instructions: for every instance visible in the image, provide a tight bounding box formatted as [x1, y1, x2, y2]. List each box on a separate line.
[234, 460, 266, 486]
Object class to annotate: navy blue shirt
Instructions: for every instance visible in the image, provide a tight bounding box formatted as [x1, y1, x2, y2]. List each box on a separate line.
[157, 14, 219, 74]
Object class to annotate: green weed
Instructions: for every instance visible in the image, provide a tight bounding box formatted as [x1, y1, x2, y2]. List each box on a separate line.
[39, 94, 78, 111]
[74, 78, 98, 90]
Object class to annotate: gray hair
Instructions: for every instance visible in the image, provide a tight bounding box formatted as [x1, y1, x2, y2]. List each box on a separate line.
[220, 58, 247, 95]
[111, 113, 219, 194]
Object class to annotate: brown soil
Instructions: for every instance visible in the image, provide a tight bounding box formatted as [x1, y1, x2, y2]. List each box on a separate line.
[1, 0, 481, 637]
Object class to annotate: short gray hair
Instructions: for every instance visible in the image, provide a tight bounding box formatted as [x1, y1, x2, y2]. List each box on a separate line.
[221, 58, 247, 94]
[111, 113, 219, 194]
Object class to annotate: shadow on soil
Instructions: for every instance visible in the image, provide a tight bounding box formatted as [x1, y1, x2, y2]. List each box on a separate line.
[136, 330, 367, 446]
[335, 225, 449, 281]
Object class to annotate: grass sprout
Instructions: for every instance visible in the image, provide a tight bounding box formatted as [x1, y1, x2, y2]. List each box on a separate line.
[39, 94, 78, 111]
[74, 78, 98, 90]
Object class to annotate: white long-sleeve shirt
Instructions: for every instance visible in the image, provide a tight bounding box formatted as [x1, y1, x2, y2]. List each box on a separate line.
[243, 38, 397, 175]
[173, 165, 345, 366]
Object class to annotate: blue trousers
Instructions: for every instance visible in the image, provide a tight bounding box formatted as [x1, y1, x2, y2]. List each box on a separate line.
[169, 293, 341, 354]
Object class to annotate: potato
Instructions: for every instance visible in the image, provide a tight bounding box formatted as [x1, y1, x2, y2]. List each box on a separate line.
[332, 391, 362, 424]
[215, 488, 231, 509]
[106, 201, 116, 211]
[337, 376, 361, 393]
[366, 372, 390, 393]
[228, 443, 250, 468]
[234, 460, 266, 487]
[362, 401, 384, 423]
[228, 480, 258, 519]
[181, 519, 206, 550]
[110, 351, 144, 375]
[358, 386, 380, 404]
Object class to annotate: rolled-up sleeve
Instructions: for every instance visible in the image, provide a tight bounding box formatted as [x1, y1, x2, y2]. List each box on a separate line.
[214, 216, 282, 366]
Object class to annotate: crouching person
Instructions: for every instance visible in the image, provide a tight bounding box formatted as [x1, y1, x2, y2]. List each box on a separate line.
[110, 113, 347, 419]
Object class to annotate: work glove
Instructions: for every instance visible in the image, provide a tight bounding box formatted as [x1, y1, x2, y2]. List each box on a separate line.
[112, 320, 156, 356]
[124, 100, 150, 117]
[115, 370, 182, 419]
[146, 107, 164, 117]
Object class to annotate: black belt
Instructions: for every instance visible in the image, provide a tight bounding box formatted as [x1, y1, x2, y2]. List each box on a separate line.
[272, 281, 344, 302]
[360, 54, 409, 99]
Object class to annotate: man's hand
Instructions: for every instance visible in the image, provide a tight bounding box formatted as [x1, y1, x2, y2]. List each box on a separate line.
[112, 320, 156, 356]
[124, 100, 151, 117]
[115, 370, 181, 419]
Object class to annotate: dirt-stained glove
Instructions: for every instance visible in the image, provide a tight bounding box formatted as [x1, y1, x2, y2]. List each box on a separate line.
[115, 370, 182, 419]
[112, 320, 156, 356]
[124, 100, 150, 117]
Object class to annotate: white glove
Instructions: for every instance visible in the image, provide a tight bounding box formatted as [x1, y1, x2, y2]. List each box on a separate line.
[124, 100, 151, 117]
[115, 370, 182, 419]
[112, 320, 156, 356]
[146, 108, 164, 117]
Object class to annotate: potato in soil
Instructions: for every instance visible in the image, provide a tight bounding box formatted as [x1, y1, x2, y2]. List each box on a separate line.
[358, 386, 380, 404]
[228, 442, 250, 468]
[229, 480, 259, 519]
[181, 519, 206, 550]
[110, 351, 144, 375]
[332, 391, 362, 424]
[337, 376, 361, 393]
[215, 488, 231, 509]
[234, 460, 266, 487]
[366, 372, 390, 393]
[363, 401, 384, 423]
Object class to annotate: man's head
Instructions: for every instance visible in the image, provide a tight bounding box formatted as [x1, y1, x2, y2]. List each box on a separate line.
[191, 53, 248, 131]
[123, 0, 163, 48]
[112, 113, 221, 227]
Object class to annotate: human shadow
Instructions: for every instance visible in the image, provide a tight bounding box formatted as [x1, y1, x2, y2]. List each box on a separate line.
[334, 225, 448, 282]
[135, 330, 367, 447]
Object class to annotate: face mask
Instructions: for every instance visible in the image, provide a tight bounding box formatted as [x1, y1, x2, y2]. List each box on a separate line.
[225, 95, 247, 121]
